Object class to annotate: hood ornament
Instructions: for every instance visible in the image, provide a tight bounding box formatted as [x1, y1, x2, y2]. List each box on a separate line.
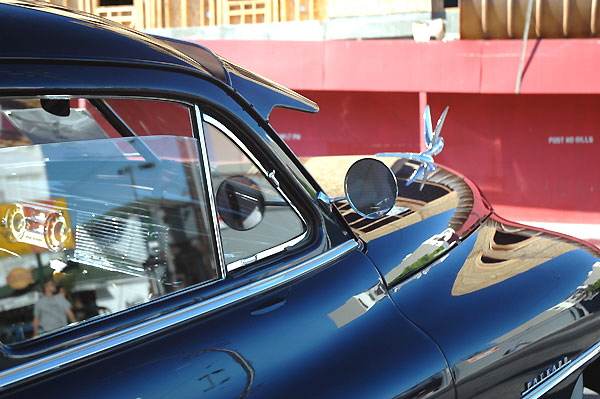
[376, 105, 449, 190]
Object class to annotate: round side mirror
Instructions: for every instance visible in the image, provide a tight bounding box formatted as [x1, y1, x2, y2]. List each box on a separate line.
[216, 176, 265, 231]
[344, 158, 398, 219]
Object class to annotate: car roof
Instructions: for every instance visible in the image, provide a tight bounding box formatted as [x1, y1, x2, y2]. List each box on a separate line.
[0, 0, 318, 117]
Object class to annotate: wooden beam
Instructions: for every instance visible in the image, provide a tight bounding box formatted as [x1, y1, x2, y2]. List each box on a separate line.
[164, 0, 171, 27]
[181, 0, 188, 27]
[272, 0, 279, 22]
[133, 0, 144, 28]
[209, 0, 216, 25]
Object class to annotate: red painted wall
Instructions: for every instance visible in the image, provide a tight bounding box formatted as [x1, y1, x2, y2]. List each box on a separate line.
[199, 38, 600, 225]
[429, 93, 599, 216]
[272, 91, 599, 220]
[200, 39, 600, 94]
[270, 91, 419, 156]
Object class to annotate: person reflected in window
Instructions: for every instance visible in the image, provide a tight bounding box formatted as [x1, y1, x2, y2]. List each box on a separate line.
[32, 280, 76, 338]
[73, 298, 100, 322]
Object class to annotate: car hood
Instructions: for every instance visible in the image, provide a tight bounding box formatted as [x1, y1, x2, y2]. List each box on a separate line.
[301, 155, 493, 285]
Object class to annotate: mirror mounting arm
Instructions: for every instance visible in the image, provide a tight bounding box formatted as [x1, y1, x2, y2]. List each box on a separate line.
[316, 191, 333, 212]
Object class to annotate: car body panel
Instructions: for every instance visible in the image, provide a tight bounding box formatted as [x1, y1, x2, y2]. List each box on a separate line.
[302, 156, 493, 283]
[361, 207, 600, 398]
[389, 215, 600, 397]
[2, 247, 454, 399]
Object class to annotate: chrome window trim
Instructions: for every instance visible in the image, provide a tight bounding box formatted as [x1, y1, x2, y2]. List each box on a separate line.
[522, 340, 600, 399]
[202, 114, 308, 269]
[226, 233, 307, 272]
[0, 240, 358, 391]
[194, 106, 227, 279]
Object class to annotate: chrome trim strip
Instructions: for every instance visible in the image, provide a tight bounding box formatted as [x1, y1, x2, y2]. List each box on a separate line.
[522, 340, 600, 399]
[195, 106, 227, 279]
[226, 232, 306, 272]
[0, 240, 358, 390]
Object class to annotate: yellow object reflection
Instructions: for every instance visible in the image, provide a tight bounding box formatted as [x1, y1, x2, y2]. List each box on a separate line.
[0, 198, 73, 256]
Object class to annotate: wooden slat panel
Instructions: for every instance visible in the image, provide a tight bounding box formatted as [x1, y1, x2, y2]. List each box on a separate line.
[96, 6, 136, 26]
[44, 0, 325, 27]
[157, 0, 163, 28]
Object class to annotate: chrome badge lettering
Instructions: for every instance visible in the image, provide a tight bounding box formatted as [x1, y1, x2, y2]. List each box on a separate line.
[522, 356, 571, 396]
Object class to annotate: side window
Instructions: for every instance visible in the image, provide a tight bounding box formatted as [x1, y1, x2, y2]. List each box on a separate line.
[202, 116, 306, 270]
[0, 97, 219, 343]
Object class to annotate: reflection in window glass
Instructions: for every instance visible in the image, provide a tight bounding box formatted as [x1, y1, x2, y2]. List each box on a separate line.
[105, 99, 194, 137]
[0, 98, 219, 343]
[203, 117, 305, 269]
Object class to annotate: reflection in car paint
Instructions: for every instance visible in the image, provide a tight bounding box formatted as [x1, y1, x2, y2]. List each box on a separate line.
[335, 158, 487, 287]
[452, 217, 595, 296]
[466, 346, 499, 363]
[397, 369, 453, 399]
[385, 228, 457, 286]
[328, 282, 386, 328]
[184, 348, 255, 398]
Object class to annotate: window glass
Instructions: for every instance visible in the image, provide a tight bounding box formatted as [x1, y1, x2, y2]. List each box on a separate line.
[0, 98, 219, 344]
[203, 117, 305, 270]
[0, 98, 112, 146]
[105, 99, 194, 137]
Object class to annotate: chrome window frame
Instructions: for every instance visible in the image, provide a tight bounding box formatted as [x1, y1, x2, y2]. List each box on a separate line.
[194, 106, 227, 280]
[201, 114, 309, 272]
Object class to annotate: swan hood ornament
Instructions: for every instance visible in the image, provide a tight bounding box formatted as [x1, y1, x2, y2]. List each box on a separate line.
[376, 105, 449, 190]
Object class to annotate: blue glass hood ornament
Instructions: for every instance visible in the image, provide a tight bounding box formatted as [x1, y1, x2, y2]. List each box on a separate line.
[376, 105, 449, 190]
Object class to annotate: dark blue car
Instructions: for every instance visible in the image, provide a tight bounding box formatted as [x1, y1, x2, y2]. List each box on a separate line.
[0, 1, 599, 398]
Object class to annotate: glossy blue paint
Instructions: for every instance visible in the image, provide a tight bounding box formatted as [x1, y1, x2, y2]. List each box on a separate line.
[385, 216, 600, 397]
[2, 249, 453, 398]
[364, 208, 455, 277]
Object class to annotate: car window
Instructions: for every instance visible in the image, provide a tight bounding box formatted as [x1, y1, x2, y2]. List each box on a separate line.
[202, 115, 306, 271]
[0, 97, 219, 344]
